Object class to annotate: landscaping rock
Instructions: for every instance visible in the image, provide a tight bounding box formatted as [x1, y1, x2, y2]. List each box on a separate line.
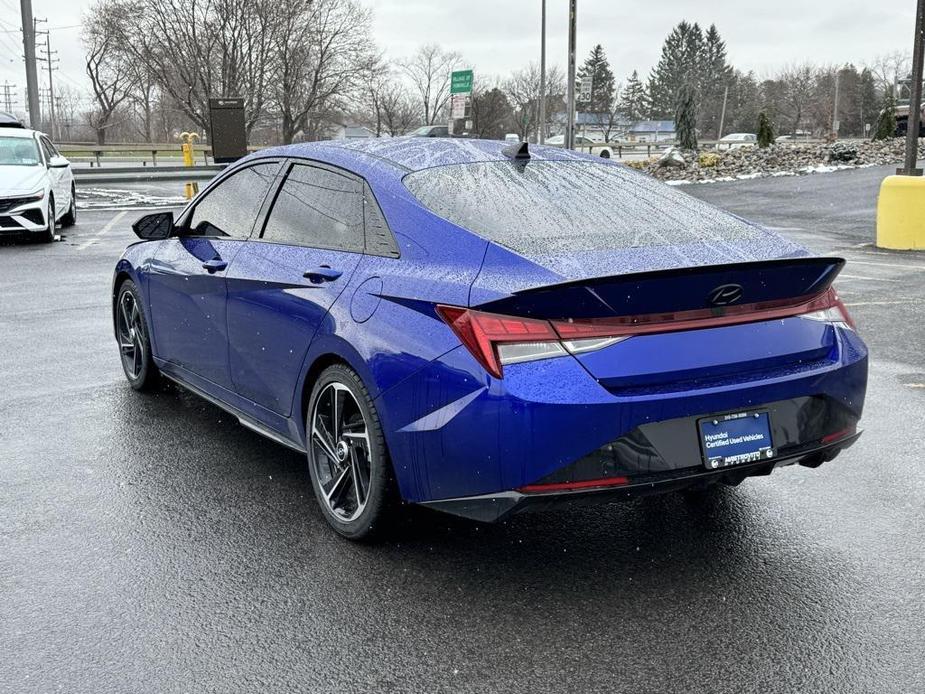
[636, 138, 924, 184]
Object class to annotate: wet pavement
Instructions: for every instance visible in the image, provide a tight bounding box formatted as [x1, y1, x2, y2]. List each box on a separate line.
[1, 165, 924, 692]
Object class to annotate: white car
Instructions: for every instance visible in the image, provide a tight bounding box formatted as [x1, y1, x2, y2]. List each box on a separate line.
[717, 133, 757, 150]
[544, 134, 614, 158]
[0, 120, 76, 242]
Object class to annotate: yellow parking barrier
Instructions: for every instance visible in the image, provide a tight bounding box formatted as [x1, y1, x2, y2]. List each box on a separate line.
[876, 175, 925, 250]
[180, 132, 200, 200]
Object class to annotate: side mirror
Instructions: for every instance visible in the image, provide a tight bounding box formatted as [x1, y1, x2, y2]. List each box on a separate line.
[48, 155, 70, 168]
[132, 211, 175, 240]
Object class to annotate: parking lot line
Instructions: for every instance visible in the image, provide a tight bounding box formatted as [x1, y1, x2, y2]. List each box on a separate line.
[838, 274, 903, 282]
[76, 211, 127, 251]
[843, 259, 925, 271]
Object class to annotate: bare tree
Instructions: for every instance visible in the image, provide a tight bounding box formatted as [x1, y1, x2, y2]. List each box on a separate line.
[504, 62, 565, 141]
[125, 0, 281, 137]
[82, 0, 133, 144]
[273, 0, 375, 143]
[867, 52, 913, 95]
[777, 63, 817, 135]
[359, 60, 418, 137]
[400, 44, 461, 125]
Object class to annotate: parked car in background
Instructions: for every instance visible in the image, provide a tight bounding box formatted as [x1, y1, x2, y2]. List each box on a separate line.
[407, 125, 450, 138]
[545, 134, 614, 158]
[894, 103, 925, 138]
[503, 133, 521, 143]
[114, 137, 866, 540]
[718, 133, 758, 150]
[0, 116, 76, 243]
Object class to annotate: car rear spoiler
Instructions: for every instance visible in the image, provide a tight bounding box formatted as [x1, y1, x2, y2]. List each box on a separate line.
[474, 257, 846, 319]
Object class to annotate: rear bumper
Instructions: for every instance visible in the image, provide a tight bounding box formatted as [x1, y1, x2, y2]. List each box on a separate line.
[421, 431, 862, 522]
[379, 323, 868, 505]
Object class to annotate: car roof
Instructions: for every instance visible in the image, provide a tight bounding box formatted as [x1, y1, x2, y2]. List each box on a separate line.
[0, 127, 39, 138]
[252, 137, 589, 177]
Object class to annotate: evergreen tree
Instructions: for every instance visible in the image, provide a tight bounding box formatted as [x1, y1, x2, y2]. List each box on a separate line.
[757, 111, 774, 147]
[873, 88, 897, 140]
[857, 68, 880, 137]
[701, 24, 734, 137]
[674, 83, 698, 149]
[647, 21, 705, 118]
[577, 44, 616, 115]
[620, 70, 648, 122]
[730, 70, 760, 133]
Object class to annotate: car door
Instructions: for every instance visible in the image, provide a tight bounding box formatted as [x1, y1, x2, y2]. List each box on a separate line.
[43, 137, 72, 206]
[38, 136, 65, 213]
[146, 160, 281, 389]
[225, 161, 366, 415]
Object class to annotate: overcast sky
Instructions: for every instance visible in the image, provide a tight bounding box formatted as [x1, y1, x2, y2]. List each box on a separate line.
[0, 0, 916, 109]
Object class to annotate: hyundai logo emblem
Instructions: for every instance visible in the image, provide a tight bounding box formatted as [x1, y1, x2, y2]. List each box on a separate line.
[707, 283, 744, 306]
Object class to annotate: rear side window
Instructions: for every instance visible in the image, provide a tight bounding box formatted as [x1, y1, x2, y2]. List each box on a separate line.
[188, 162, 278, 238]
[404, 160, 759, 254]
[261, 164, 364, 252]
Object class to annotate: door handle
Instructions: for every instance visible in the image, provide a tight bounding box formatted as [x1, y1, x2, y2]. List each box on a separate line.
[202, 258, 228, 273]
[303, 266, 343, 283]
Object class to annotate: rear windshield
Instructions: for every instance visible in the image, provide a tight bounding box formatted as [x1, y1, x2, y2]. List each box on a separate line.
[0, 136, 40, 166]
[404, 161, 758, 254]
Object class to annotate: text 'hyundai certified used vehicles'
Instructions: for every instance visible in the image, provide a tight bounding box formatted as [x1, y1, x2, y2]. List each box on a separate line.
[0, 116, 76, 242]
[113, 138, 867, 539]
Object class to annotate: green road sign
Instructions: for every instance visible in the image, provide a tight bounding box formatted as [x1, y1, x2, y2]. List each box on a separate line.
[451, 69, 473, 94]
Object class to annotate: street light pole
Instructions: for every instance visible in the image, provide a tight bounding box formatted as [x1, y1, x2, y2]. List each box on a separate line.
[565, 0, 577, 149]
[538, 0, 546, 144]
[900, 0, 924, 176]
[19, 0, 40, 127]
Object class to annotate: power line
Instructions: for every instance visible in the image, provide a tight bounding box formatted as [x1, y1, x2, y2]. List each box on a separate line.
[35, 17, 59, 138]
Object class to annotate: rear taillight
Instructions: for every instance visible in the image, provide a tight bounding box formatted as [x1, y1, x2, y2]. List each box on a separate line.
[435, 306, 561, 378]
[437, 287, 852, 378]
[799, 289, 856, 330]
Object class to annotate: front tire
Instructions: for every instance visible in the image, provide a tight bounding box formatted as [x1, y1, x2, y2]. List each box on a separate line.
[116, 279, 160, 391]
[38, 197, 55, 243]
[60, 184, 77, 227]
[306, 364, 396, 540]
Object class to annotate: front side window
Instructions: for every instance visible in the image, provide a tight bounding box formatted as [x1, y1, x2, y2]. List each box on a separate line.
[187, 162, 278, 238]
[261, 164, 363, 252]
[0, 137, 41, 167]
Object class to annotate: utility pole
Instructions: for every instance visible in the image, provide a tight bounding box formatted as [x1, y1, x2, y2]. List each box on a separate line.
[538, 0, 546, 144]
[1, 82, 16, 112]
[901, 0, 924, 176]
[565, 0, 577, 149]
[832, 68, 841, 137]
[36, 21, 58, 139]
[717, 85, 728, 140]
[19, 0, 40, 127]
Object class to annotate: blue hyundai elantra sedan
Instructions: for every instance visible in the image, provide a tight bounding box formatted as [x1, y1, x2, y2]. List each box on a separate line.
[113, 138, 867, 539]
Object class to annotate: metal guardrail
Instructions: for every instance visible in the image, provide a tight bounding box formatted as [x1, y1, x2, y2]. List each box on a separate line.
[57, 142, 262, 167]
[73, 164, 225, 184]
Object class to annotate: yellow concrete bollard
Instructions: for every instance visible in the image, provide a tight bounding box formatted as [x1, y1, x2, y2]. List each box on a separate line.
[876, 175, 925, 250]
[179, 132, 200, 199]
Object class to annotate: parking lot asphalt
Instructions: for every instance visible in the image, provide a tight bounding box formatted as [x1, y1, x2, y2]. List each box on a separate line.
[2, 165, 924, 693]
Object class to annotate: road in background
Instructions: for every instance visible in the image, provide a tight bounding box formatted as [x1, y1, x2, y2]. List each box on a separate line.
[2, 167, 924, 693]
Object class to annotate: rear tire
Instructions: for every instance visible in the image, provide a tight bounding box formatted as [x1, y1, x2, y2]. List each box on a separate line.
[115, 279, 160, 391]
[306, 364, 397, 541]
[60, 184, 77, 227]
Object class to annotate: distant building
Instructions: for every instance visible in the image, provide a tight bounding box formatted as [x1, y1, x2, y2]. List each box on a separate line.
[550, 113, 675, 143]
[331, 124, 377, 140]
[626, 120, 676, 143]
[551, 111, 634, 142]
